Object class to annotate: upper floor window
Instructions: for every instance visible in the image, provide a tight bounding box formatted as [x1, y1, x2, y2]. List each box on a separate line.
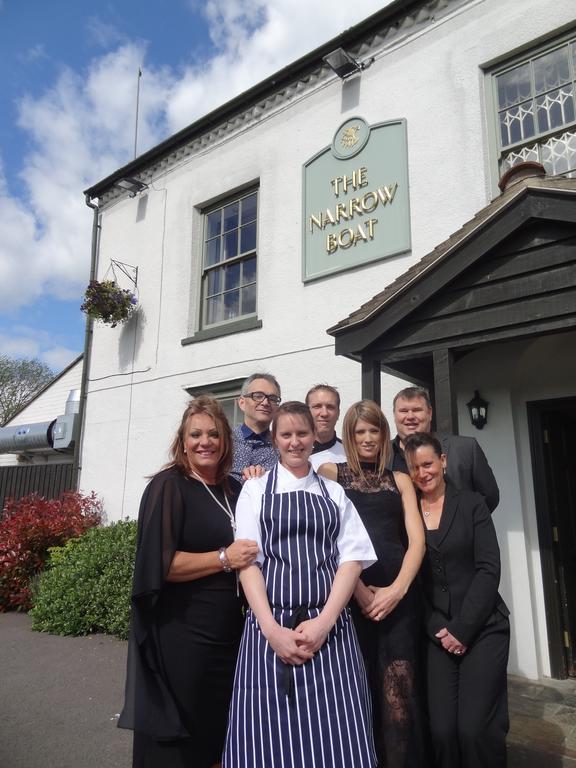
[492, 35, 576, 177]
[201, 190, 258, 328]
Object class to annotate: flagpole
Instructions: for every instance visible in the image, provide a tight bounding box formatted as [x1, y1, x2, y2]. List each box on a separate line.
[134, 68, 142, 159]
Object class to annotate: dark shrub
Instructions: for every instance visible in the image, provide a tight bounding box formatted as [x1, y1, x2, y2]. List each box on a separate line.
[0, 491, 102, 611]
[30, 519, 137, 639]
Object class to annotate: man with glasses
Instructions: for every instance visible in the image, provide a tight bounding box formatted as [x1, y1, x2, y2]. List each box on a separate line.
[231, 373, 282, 482]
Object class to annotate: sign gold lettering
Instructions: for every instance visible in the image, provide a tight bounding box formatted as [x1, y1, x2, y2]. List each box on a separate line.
[326, 218, 378, 253]
[377, 182, 398, 205]
[309, 166, 399, 254]
[303, 119, 409, 279]
[330, 166, 369, 197]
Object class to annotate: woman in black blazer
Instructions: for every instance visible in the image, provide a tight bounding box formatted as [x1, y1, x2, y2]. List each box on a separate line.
[404, 432, 509, 768]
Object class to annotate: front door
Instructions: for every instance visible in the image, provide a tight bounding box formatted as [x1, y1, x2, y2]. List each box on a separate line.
[528, 398, 576, 678]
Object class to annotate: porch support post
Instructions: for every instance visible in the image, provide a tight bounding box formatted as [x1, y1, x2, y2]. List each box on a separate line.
[432, 348, 458, 434]
[361, 356, 381, 405]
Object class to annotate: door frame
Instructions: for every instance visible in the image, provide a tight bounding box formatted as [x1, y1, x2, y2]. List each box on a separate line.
[527, 396, 576, 679]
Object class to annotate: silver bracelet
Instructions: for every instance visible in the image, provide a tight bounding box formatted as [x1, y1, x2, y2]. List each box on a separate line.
[218, 546, 232, 573]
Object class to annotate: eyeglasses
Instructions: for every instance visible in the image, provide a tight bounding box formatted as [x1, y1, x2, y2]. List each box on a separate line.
[244, 391, 281, 405]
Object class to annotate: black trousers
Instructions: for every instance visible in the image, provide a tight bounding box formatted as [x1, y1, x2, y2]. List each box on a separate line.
[426, 616, 509, 768]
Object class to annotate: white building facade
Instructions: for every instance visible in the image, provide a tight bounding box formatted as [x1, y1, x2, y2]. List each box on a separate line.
[81, 0, 576, 680]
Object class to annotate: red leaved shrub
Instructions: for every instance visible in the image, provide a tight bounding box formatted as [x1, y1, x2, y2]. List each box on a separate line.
[0, 491, 102, 611]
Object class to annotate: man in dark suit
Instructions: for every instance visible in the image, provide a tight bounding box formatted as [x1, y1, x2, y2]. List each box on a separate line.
[390, 386, 500, 512]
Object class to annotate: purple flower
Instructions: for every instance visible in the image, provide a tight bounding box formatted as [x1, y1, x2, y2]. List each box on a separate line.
[80, 280, 138, 326]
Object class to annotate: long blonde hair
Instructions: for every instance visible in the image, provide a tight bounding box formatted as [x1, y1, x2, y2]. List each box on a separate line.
[342, 400, 391, 479]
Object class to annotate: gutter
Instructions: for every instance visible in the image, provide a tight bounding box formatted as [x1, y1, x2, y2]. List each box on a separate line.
[84, 0, 424, 199]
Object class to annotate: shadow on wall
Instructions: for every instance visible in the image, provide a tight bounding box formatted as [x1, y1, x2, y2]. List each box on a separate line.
[136, 193, 148, 222]
[118, 307, 145, 372]
[341, 75, 361, 111]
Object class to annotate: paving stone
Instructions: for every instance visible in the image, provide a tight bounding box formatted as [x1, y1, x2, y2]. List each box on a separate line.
[554, 706, 576, 727]
[509, 713, 573, 750]
[509, 696, 562, 718]
[509, 744, 576, 768]
[2, 614, 576, 768]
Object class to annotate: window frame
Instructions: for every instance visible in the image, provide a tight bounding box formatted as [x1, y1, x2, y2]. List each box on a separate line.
[184, 378, 245, 428]
[486, 28, 576, 186]
[200, 187, 259, 331]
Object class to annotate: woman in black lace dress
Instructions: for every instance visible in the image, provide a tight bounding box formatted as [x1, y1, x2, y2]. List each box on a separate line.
[318, 400, 426, 768]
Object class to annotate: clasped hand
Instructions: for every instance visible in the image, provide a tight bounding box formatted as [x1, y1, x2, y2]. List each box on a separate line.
[435, 627, 467, 656]
[224, 539, 259, 569]
[356, 582, 402, 622]
[267, 616, 330, 666]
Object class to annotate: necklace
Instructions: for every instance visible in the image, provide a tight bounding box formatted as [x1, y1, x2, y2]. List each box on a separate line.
[189, 469, 236, 532]
[422, 495, 444, 519]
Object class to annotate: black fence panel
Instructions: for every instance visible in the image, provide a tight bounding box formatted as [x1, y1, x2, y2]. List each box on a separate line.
[0, 464, 75, 514]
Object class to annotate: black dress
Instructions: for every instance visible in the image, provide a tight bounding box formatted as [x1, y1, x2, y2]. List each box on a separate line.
[337, 463, 426, 768]
[118, 467, 244, 768]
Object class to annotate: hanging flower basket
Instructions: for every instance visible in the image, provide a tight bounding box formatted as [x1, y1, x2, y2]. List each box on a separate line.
[80, 280, 138, 327]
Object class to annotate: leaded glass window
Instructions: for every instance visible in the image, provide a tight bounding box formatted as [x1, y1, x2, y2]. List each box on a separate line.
[494, 37, 576, 176]
[202, 190, 258, 327]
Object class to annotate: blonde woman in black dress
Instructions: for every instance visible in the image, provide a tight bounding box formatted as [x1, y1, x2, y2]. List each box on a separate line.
[318, 400, 426, 768]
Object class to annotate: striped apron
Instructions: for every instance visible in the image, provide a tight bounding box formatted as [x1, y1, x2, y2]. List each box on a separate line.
[223, 466, 376, 767]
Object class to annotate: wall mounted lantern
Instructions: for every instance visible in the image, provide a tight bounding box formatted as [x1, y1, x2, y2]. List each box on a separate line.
[323, 48, 374, 79]
[466, 390, 489, 430]
[114, 177, 149, 197]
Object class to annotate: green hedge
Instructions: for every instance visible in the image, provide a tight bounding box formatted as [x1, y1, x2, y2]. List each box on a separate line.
[30, 519, 137, 640]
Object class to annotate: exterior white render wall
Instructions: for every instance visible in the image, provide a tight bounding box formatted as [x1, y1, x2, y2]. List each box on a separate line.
[453, 333, 576, 679]
[80, 0, 576, 678]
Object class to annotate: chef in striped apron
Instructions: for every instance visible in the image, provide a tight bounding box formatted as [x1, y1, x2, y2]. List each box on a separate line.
[223, 401, 377, 768]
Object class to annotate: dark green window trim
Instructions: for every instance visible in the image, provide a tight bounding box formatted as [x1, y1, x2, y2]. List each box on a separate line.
[181, 316, 262, 345]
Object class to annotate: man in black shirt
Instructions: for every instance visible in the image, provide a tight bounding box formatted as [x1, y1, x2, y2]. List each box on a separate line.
[305, 384, 346, 469]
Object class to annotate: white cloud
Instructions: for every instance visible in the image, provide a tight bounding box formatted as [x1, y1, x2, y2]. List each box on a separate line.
[0, 42, 172, 311]
[165, 0, 388, 133]
[0, 333, 41, 359]
[2, 1, 388, 312]
[20, 44, 48, 63]
[40, 346, 80, 371]
[85, 16, 127, 49]
[0, 328, 79, 371]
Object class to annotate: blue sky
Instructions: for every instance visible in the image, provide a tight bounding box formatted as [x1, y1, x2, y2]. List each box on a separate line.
[0, 0, 386, 373]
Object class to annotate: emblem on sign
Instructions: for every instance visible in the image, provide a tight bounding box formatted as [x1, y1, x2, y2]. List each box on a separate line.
[341, 125, 360, 148]
[331, 116, 370, 159]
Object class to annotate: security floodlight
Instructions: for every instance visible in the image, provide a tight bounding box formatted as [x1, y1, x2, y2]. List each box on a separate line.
[114, 177, 149, 197]
[323, 48, 374, 79]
